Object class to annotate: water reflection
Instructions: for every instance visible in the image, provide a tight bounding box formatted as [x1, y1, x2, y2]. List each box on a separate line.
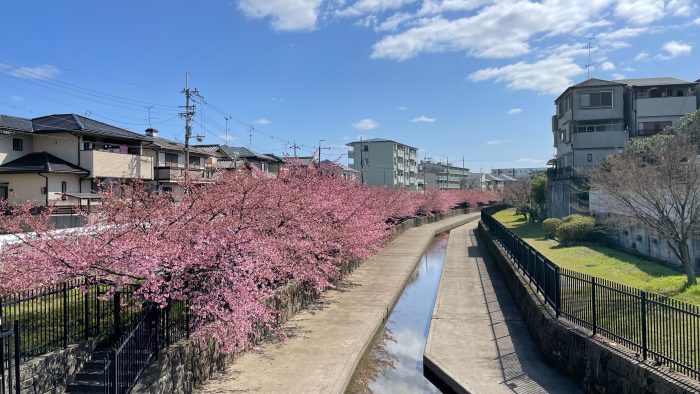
[349, 233, 449, 394]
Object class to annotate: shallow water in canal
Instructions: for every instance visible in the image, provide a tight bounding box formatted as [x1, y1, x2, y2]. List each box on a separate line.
[348, 232, 449, 393]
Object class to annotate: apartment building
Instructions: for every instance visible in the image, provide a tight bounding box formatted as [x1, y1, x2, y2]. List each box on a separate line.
[548, 76, 700, 218]
[0, 114, 153, 207]
[346, 138, 418, 189]
[417, 160, 469, 190]
[491, 167, 546, 180]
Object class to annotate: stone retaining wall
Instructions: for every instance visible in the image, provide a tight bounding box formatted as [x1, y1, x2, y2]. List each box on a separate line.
[477, 221, 700, 394]
[17, 339, 96, 394]
[131, 209, 474, 394]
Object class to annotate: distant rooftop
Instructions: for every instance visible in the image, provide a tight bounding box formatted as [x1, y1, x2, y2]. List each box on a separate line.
[614, 77, 696, 86]
[346, 138, 417, 149]
[0, 115, 32, 132]
[32, 114, 149, 141]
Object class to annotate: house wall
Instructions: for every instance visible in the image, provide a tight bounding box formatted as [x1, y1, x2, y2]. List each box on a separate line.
[0, 133, 34, 165]
[32, 133, 80, 165]
[80, 150, 153, 179]
[0, 173, 83, 206]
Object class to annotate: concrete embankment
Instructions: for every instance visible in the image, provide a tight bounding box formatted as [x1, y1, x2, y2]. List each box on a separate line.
[423, 222, 579, 393]
[197, 212, 481, 394]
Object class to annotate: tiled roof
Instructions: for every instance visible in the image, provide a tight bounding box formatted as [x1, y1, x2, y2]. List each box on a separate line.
[32, 114, 149, 141]
[0, 152, 89, 174]
[148, 137, 221, 156]
[0, 115, 33, 132]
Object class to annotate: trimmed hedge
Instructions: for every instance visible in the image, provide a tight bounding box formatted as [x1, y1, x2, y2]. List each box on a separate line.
[556, 215, 597, 245]
[542, 218, 561, 239]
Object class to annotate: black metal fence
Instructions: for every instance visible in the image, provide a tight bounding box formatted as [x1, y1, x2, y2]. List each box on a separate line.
[104, 300, 188, 394]
[0, 279, 142, 364]
[481, 206, 700, 381]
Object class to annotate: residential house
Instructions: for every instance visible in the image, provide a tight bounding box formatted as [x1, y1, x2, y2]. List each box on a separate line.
[0, 113, 153, 208]
[417, 160, 470, 190]
[346, 138, 418, 189]
[144, 128, 221, 193]
[195, 145, 283, 173]
[491, 167, 546, 180]
[548, 77, 700, 218]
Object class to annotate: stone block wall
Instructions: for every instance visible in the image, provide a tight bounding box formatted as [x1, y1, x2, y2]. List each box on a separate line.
[477, 221, 700, 394]
[17, 339, 96, 394]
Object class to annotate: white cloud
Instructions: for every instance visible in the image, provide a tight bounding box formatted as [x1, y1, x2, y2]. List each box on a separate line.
[254, 118, 271, 125]
[487, 139, 510, 145]
[397, 106, 408, 110]
[371, 0, 613, 60]
[469, 54, 585, 95]
[269, 97, 285, 102]
[611, 73, 626, 80]
[411, 115, 436, 122]
[4, 64, 60, 80]
[218, 133, 238, 143]
[9, 95, 24, 101]
[237, 0, 323, 31]
[694, 17, 700, 25]
[600, 61, 615, 71]
[352, 118, 378, 130]
[376, 12, 414, 32]
[614, 0, 664, 25]
[634, 51, 650, 61]
[661, 40, 692, 58]
[518, 158, 545, 163]
[417, 0, 491, 15]
[667, 0, 696, 17]
[506, 108, 522, 115]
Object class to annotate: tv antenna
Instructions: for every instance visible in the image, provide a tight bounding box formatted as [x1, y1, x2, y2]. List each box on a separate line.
[585, 37, 596, 78]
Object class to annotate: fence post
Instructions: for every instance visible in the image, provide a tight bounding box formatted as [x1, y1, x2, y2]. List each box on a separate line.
[591, 277, 597, 335]
[84, 278, 89, 340]
[111, 350, 118, 394]
[641, 291, 648, 360]
[62, 282, 68, 349]
[555, 266, 561, 318]
[153, 307, 160, 361]
[114, 292, 121, 340]
[13, 320, 20, 393]
[185, 301, 190, 339]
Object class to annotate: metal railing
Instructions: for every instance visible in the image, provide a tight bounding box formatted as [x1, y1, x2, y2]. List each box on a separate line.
[104, 300, 188, 394]
[0, 279, 142, 363]
[481, 206, 700, 381]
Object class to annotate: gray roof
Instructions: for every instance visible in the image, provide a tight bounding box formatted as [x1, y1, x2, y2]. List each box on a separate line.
[0, 115, 33, 132]
[32, 114, 149, 141]
[556, 78, 623, 102]
[614, 77, 695, 87]
[222, 146, 279, 162]
[346, 138, 417, 149]
[0, 152, 89, 174]
[147, 137, 220, 157]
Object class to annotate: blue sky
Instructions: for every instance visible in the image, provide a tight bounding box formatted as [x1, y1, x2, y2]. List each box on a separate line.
[0, 1, 699, 170]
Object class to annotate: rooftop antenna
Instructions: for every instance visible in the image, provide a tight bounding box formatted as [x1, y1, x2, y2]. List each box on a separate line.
[224, 116, 231, 143]
[585, 37, 596, 78]
[145, 105, 155, 128]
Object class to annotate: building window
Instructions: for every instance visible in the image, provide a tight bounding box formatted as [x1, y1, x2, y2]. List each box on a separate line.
[581, 91, 613, 108]
[638, 121, 672, 136]
[587, 154, 593, 162]
[162, 186, 173, 193]
[189, 156, 200, 168]
[363, 145, 368, 152]
[61, 181, 67, 200]
[12, 138, 22, 151]
[0, 185, 7, 200]
[165, 153, 179, 167]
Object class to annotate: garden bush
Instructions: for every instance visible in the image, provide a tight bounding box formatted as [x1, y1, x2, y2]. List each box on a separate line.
[556, 215, 597, 245]
[542, 218, 561, 239]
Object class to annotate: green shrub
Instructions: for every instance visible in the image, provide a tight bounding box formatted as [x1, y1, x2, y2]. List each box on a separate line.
[562, 214, 586, 223]
[542, 218, 561, 239]
[557, 215, 597, 245]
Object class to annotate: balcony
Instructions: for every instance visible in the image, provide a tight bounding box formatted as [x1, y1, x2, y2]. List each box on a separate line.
[155, 166, 217, 182]
[80, 150, 153, 179]
[571, 130, 628, 150]
[636, 96, 698, 117]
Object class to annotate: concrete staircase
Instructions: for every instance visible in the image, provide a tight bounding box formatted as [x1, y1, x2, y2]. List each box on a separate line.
[66, 350, 110, 393]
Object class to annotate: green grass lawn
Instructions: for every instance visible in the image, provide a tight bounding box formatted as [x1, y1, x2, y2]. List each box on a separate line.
[493, 208, 700, 306]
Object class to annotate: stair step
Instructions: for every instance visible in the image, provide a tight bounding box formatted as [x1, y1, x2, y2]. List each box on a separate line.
[66, 383, 105, 392]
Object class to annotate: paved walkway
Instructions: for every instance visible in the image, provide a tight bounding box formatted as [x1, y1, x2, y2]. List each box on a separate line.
[424, 222, 580, 394]
[198, 213, 480, 394]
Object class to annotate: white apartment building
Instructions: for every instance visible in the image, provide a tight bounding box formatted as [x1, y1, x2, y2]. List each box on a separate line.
[346, 138, 418, 189]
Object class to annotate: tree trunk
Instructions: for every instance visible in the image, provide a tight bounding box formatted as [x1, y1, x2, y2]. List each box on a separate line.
[679, 241, 698, 286]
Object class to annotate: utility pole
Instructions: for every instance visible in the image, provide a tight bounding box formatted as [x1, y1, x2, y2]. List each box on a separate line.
[423, 153, 427, 192]
[145, 105, 155, 129]
[318, 139, 331, 163]
[179, 72, 199, 177]
[445, 156, 450, 190]
[248, 125, 254, 149]
[224, 116, 231, 143]
[290, 140, 301, 158]
[462, 156, 465, 189]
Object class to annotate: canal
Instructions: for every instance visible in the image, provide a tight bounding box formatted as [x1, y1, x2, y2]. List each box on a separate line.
[348, 232, 449, 393]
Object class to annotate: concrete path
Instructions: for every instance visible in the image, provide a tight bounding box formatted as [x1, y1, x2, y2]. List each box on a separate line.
[424, 222, 580, 394]
[198, 213, 480, 394]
